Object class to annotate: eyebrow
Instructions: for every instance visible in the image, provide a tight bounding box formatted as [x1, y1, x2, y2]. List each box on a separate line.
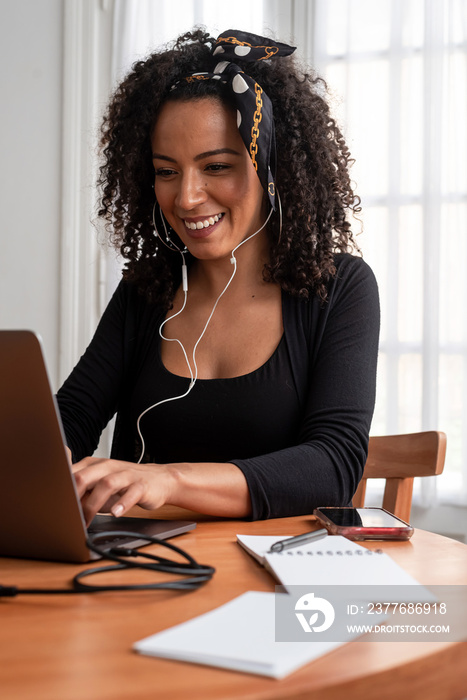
[152, 148, 242, 162]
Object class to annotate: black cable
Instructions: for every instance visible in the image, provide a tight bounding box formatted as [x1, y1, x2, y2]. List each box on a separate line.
[0, 531, 215, 596]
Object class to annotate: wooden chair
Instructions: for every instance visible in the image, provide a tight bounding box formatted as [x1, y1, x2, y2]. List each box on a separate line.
[352, 431, 447, 522]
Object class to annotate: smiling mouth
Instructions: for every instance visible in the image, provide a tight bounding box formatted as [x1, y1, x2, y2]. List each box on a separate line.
[183, 213, 225, 230]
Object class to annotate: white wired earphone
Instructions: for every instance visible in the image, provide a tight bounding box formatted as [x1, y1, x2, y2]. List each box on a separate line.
[135, 203, 274, 463]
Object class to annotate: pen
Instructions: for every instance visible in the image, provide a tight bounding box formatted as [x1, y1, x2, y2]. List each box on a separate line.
[268, 528, 328, 553]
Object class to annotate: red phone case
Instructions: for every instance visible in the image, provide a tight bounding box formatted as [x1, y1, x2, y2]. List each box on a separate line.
[313, 507, 414, 540]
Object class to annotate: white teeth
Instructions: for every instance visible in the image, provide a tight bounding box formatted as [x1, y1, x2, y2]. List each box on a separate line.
[184, 213, 223, 230]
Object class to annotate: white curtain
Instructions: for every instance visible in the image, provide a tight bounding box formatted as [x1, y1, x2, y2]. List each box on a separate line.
[111, 0, 266, 80]
[311, 0, 467, 506]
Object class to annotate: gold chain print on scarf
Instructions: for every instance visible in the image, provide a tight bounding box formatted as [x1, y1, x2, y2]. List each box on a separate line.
[218, 36, 279, 59]
[185, 75, 210, 83]
[250, 83, 263, 171]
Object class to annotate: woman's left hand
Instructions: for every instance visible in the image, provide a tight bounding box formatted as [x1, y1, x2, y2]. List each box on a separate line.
[71, 457, 174, 526]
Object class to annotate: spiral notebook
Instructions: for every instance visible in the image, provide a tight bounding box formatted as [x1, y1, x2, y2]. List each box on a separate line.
[237, 534, 436, 602]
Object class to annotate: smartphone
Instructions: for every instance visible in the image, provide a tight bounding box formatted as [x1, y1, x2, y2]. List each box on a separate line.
[313, 507, 414, 540]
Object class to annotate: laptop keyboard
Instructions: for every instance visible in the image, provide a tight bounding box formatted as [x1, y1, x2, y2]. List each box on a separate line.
[87, 515, 140, 545]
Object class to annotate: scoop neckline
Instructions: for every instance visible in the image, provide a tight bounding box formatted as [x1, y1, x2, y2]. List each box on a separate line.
[157, 331, 286, 382]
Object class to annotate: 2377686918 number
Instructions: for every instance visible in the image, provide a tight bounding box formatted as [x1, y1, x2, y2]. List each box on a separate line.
[367, 602, 447, 615]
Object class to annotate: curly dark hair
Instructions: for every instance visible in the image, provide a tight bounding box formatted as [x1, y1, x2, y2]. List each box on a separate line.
[98, 28, 360, 306]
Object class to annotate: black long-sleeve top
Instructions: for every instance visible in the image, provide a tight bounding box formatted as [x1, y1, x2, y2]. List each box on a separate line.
[56, 253, 380, 520]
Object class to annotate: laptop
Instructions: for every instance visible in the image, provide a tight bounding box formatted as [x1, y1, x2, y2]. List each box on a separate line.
[0, 330, 196, 562]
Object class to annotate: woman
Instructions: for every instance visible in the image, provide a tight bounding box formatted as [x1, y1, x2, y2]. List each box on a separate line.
[57, 29, 380, 525]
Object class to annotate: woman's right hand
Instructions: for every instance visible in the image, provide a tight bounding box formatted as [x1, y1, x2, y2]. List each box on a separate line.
[71, 457, 175, 527]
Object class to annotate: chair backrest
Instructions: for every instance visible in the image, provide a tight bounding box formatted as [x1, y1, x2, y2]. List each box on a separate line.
[352, 431, 447, 522]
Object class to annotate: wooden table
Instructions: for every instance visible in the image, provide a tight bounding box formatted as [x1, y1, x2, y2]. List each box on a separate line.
[1, 508, 467, 700]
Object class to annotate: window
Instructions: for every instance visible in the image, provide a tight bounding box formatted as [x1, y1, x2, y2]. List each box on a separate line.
[312, 0, 467, 504]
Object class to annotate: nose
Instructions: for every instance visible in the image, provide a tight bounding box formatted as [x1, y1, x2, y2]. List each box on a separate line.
[175, 170, 208, 212]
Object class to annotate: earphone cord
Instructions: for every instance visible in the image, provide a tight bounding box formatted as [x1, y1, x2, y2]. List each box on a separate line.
[136, 249, 193, 462]
[136, 207, 273, 463]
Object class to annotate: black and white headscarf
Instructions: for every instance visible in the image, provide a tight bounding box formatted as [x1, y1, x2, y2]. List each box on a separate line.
[173, 29, 296, 210]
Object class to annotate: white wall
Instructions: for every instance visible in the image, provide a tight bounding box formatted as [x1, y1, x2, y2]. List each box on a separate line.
[0, 0, 63, 388]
